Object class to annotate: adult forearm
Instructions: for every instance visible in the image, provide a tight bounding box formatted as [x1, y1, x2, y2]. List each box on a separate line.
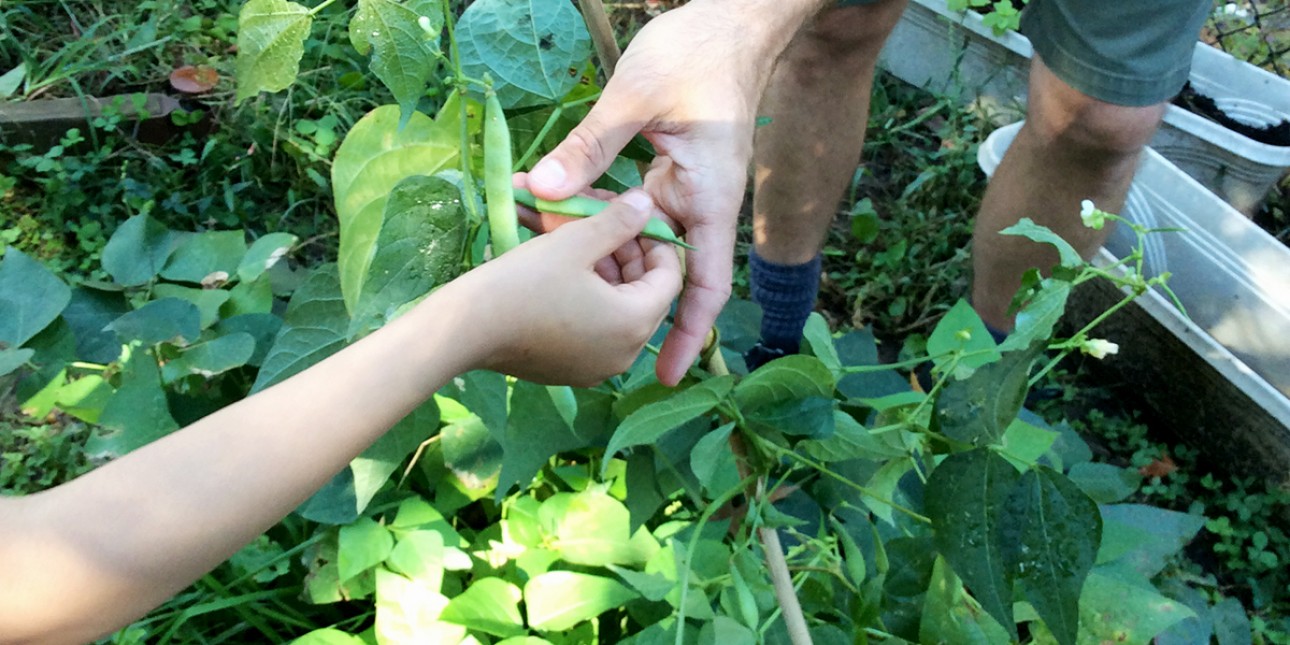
[0, 286, 481, 644]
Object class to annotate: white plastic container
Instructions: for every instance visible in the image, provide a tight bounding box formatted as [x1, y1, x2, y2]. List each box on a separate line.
[881, 0, 1290, 215]
[978, 121, 1290, 408]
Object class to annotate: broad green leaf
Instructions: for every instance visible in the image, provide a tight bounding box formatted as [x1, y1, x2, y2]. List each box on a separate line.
[105, 298, 202, 346]
[1210, 596, 1252, 645]
[442, 414, 502, 494]
[495, 380, 595, 499]
[524, 571, 639, 632]
[0, 247, 71, 348]
[835, 328, 909, 400]
[252, 265, 349, 394]
[450, 369, 508, 438]
[87, 349, 179, 457]
[800, 410, 906, 462]
[1000, 218, 1083, 269]
[213, 313, 282, 367]
[350, 0, 441, 126]
[925, 448, 1022, 640]
[932, 343, 1041, 446]
[926, 299, 1001, 376]
[235, 0, 313, 103]
[883, 535, 937, 598]
[392, 497, 466, 545]
[386, 530, 444, 591]
[1095, 504, 1204, 577]
[603, 375, 734, 471]
[606, 565, 674, 602]
[539, 491, 655, 566]
[690, 422, 736, 495]
[101, 215, 180, 287]
[919, 556, 1012, 645]
[339, 517, 394, 583]
[863, 458, 912, 526]
[802, 312, 841, 374]
[497, 638, 553, 645]
[160, 332, 256, 383]
[1003, 468, 1101, 645]
[221, 275, 275, 318]
[547, 385, 578, 430]
[1068, 568, 1195, 644]
[152, 284, 231, 329]
[733, 355, 835, 411]
[290, 628, 368, 645]
[332, 106, 457, 313]
[373, 567, 462, 645]
[457, 0, 592, 108]
[1067, 463, 1140, 505]
[159, 230, 247, 284]
[1001, 279, 1072, 352]
[1000, 417, 1059, 469]
[60, 287, 129, 364]
[238, 232, 298, 282]
[348, 175, 467, 337]
[350, 398, 438, 514]
[744, 395, 835, 438]
[0, 347, 33, 378]
[699, 616, 756, 645]
[0, 62, 25, 99]
[440, 577, 525, 638]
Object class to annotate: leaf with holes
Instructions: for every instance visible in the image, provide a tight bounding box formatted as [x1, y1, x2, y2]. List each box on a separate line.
[457, 0, 592, 108]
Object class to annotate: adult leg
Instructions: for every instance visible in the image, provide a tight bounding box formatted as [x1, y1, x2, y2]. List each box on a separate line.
[970, 56, 1167, 330]
[747, 0, 907, 365]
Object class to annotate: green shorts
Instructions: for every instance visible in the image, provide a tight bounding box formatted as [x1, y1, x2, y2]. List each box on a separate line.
[841, 0, 1212, 106]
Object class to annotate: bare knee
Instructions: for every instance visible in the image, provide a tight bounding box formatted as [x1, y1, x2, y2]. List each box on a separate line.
[1024, 57, 1167, 158]
[783, 0, 909, 69]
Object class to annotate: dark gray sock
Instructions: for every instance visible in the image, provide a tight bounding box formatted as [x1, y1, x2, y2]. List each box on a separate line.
[749, 250, 822, 354]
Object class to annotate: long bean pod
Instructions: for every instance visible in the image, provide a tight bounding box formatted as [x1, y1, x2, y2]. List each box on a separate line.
[484, 88, 520, 256]
[512, 187, 696, 250]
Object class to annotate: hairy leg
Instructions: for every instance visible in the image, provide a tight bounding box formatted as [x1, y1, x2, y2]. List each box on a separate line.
[971, 55, 1167, 330]
[752, 0, 909, 264]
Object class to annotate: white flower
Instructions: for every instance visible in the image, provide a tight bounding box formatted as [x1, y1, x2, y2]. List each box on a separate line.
[1079, 199, 1105, 230]
[1081, 338, 1119, 360]
[1222, 3, 1250, 18]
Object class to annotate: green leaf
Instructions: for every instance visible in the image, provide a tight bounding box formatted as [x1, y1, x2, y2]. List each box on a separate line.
[457, 0, 592, 108]
[495, 380, 595, 498]
[440, 577, 525, 638]
[238, 232, 298, 282]
[603, 375, 734, 471]
[802, 312, 841, 374]
[883, 535, 937, 598]
[1003, 467, 1101, 645]
[605, 565, 674, 602]
[932, 343, 1041, 446]
[524, 571, 639, 632]
[1095, 504, 1204, 578]
[252, 265, 349, 394]
[1068, 568, 1196, 644]
[100, 215, 180, 287]
[0, 62, 25, 99]
[733, 355, 835, 411]
[919, 556, 1013, 645]
[290, 628, 368, 645]
[339, 517, 394, 583]
[925, 448, 1022, 640]
[699, 616, 757, 645]
[1001, 279, 1072, 352]
[61, 287, 129, 364]
[152, 284, 231, 329]
[350, 0, 441, 126]
[0, 347, 34, 378]
[863, 458, 912, 526]
[160, 230, 247, 284]
[744, 395, 836, 439]
[222, 275, 275, 318]
[105, 298, 202, 347]
[0, 247, 71, 348]
[212, 313, 282, 367]
[442, 414, 502, 494]
[386, 530, 444, 591]
[235, 0, 313, 103]
[690, 422, 736, 495]
[332, 106, 457, 314]
[999, 417, 1058, 469]
[1000, 218, 1083, 269]
[161, 332, 256, 383]
[800, 410, 906, 462]
[926, 299, 1001, 377]
[348, 175, 467, 337]
[87, 349, 179, 457]
[350, 398, 438, 515]
[539, 491, 655, 566]
[1067, 463, 1140, 504]
[373, 567, 463, 644]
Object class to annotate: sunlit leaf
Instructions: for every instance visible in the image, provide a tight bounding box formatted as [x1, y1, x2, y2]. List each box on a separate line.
[525, 571, 638, 632]
[235, 0, 312, 103]
[440, 577, 525, 637]
[350, 0, 441, 126]
[603, 375, 734, 471]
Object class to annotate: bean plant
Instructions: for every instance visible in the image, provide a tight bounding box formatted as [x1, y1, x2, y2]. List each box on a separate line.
[0, 0, 1233, 642]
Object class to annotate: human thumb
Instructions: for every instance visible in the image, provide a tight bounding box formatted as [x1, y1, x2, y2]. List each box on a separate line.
[529, 101, 645, 200]
[563, 189, 654, 260]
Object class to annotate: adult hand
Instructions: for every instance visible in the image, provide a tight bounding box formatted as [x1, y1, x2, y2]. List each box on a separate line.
[523, 1, 795, 386]
[453, 190, 683, 387]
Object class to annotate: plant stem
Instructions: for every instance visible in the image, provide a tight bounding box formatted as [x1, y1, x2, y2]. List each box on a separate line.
[308, 0, 341, 16]
[442, 0, 482, 227]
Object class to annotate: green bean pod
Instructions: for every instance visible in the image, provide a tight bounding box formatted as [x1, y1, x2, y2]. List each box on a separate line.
[512, 187, 696, 250]
[484, 89, 520, 256]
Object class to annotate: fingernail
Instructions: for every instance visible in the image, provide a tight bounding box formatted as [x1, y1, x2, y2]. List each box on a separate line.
[529, 159, 566, 189]
[620, 189, 653, 213]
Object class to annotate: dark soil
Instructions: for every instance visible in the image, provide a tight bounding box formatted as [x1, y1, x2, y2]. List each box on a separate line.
[1172, 81, 1290, 147]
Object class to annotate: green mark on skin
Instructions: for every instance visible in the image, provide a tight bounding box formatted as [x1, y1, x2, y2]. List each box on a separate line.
[513, 187, 696, 250]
